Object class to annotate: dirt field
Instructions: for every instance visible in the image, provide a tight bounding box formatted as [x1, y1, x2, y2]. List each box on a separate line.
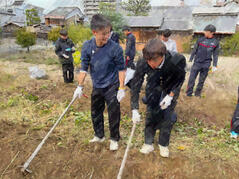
[1, 51, 239, 179]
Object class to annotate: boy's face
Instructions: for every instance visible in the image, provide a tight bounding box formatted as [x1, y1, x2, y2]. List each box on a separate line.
[60, 35, 67, 40]
[93, 27, 111, 46]
[147, 56, 164, 69]
[161, 35, 168, 42]
[204, 31, 214, 38]
[123, 30, 128, 36]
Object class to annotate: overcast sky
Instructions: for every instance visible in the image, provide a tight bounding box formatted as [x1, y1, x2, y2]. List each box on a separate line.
[26, 0, 215, 8]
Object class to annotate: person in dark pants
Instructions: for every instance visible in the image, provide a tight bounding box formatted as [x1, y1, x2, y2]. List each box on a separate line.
[123, 26, 136, 69]
[186, 24, 220, 97]
[231, 86, 239, 138]
[73, 14, 126, 151]
[55, 29, 75, 83]
[130, 38, 186, 157]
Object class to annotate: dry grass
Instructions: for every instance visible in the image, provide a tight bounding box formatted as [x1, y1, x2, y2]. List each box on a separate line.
[0, 53, 239, 178]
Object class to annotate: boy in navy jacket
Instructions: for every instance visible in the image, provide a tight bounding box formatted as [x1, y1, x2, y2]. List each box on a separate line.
[186, 24, 220, 97]
[73, 14, 126, 151]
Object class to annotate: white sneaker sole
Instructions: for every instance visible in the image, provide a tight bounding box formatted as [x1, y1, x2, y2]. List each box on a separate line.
[89, 137, 105, 143]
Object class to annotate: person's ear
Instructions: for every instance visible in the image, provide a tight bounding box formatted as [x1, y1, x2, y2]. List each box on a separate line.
[92, 30, 97, 36]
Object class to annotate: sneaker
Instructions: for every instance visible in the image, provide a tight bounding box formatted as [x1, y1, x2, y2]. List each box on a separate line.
[231, 131, 238, 139]
[140, 144, 154, 154]
[159, 145, 169, 158]
[110, 140, 118, 151]
[89, 136, 105, 143]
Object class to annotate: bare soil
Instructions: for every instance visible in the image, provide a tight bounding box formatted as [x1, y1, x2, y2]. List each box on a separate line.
[1, 54, 239, 179]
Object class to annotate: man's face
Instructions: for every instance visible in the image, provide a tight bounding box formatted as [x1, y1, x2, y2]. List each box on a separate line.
[123, 30, 128, 36]
[204, 31, 214, 38]
[147, 56, 164, 69]
[161, 35, 168, 42]
[93, 27, 111, 46]
[60, 35, 67, 40]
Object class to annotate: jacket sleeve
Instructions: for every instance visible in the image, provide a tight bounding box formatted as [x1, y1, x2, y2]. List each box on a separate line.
[213, 42, 220, 67]
[130, 58, 147, 110]
[55, 41, 63, 58]
[69, 40, 75, 53]
[125, 35, 133, 57]
[189, 39, 200, 62]
[172, 41, 178, 53]
[113, 45, 125, 71]
[170, 56, 186, 94]
[80, 42, 90, 72]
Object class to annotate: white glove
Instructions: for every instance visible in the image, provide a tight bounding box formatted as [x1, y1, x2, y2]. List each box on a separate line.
[117, 89, 125, 102]
[73, 86, 83, 99]
[62, 54, 69, 59]
[160, 95, 173, 110]
[124, 68, 135, 85]
[132, 109, 141, 124]
[212, 66, 217, 72]
[72, 46, 76, 51]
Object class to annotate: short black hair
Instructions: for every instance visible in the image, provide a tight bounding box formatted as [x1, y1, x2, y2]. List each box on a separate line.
[60, 29, 68, 36]
[162, 29, 172, 38]
[122, 25, 131, 31]
[204, 24, 216, 33]
[143, 38, 166, 61]
[90, 14, 111, 31]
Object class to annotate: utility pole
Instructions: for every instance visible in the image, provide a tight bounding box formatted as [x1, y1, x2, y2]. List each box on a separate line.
[116, 0, 120, 12]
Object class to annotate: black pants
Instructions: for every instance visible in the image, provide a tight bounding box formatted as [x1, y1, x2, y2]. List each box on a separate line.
[144, 91, 177, 147]
[126, 57, 135, 70]
[91, 83, 121, 141]
[62, 63, 74, 83]
[186, 63, 210, 96]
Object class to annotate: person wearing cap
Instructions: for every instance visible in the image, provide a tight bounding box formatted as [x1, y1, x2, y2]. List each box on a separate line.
[186, 24, 220, 97]
[160, 29, 178, 53]
[122, 26, 136, 69]
[55, 29, 75, 83]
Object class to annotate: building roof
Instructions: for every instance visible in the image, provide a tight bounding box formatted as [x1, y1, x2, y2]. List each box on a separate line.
[124, 16, 163, 28]
[3, 21, 24, 27]
[45, 7, 84, 19]
[193, 6, 239, 15]
[193, 3, 239, 33]
[193, 15, 238, 34]
[125, 6, 193, 31]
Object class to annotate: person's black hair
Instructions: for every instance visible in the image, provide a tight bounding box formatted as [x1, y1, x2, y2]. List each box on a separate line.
[162, 29, 172, 38]
[90, 14, 111, 30]
[143, 38, 166, 61]
[204, 24, 216, 33]
[59, 29, 68, 36]
[122, 25, 131, 31]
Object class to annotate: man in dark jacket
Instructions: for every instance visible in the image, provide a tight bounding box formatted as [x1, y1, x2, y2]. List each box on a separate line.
[186, 24, 220, 97]
[73, 14, 126, 151]
[55, 29, 75, 83]
[130, 38, 186, 157]
[110, 27, 120, 44]
[123, 26, 136, 69]
[231, 86, 239, 138]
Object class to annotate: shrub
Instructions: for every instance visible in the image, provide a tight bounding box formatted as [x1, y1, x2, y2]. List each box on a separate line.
[48, 27, 61, 42]
[16, 28, 36, 52]
[221, 32, 239, 56]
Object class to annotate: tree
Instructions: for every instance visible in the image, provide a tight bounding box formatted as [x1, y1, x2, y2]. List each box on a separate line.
[48, 27, 61, 42]
[26, 8, 41, 26]
[121, 0, 151, 16]
[99, 2, 127, 41]
[16, 28, 36, 52]
[67, 24, 92, 48]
